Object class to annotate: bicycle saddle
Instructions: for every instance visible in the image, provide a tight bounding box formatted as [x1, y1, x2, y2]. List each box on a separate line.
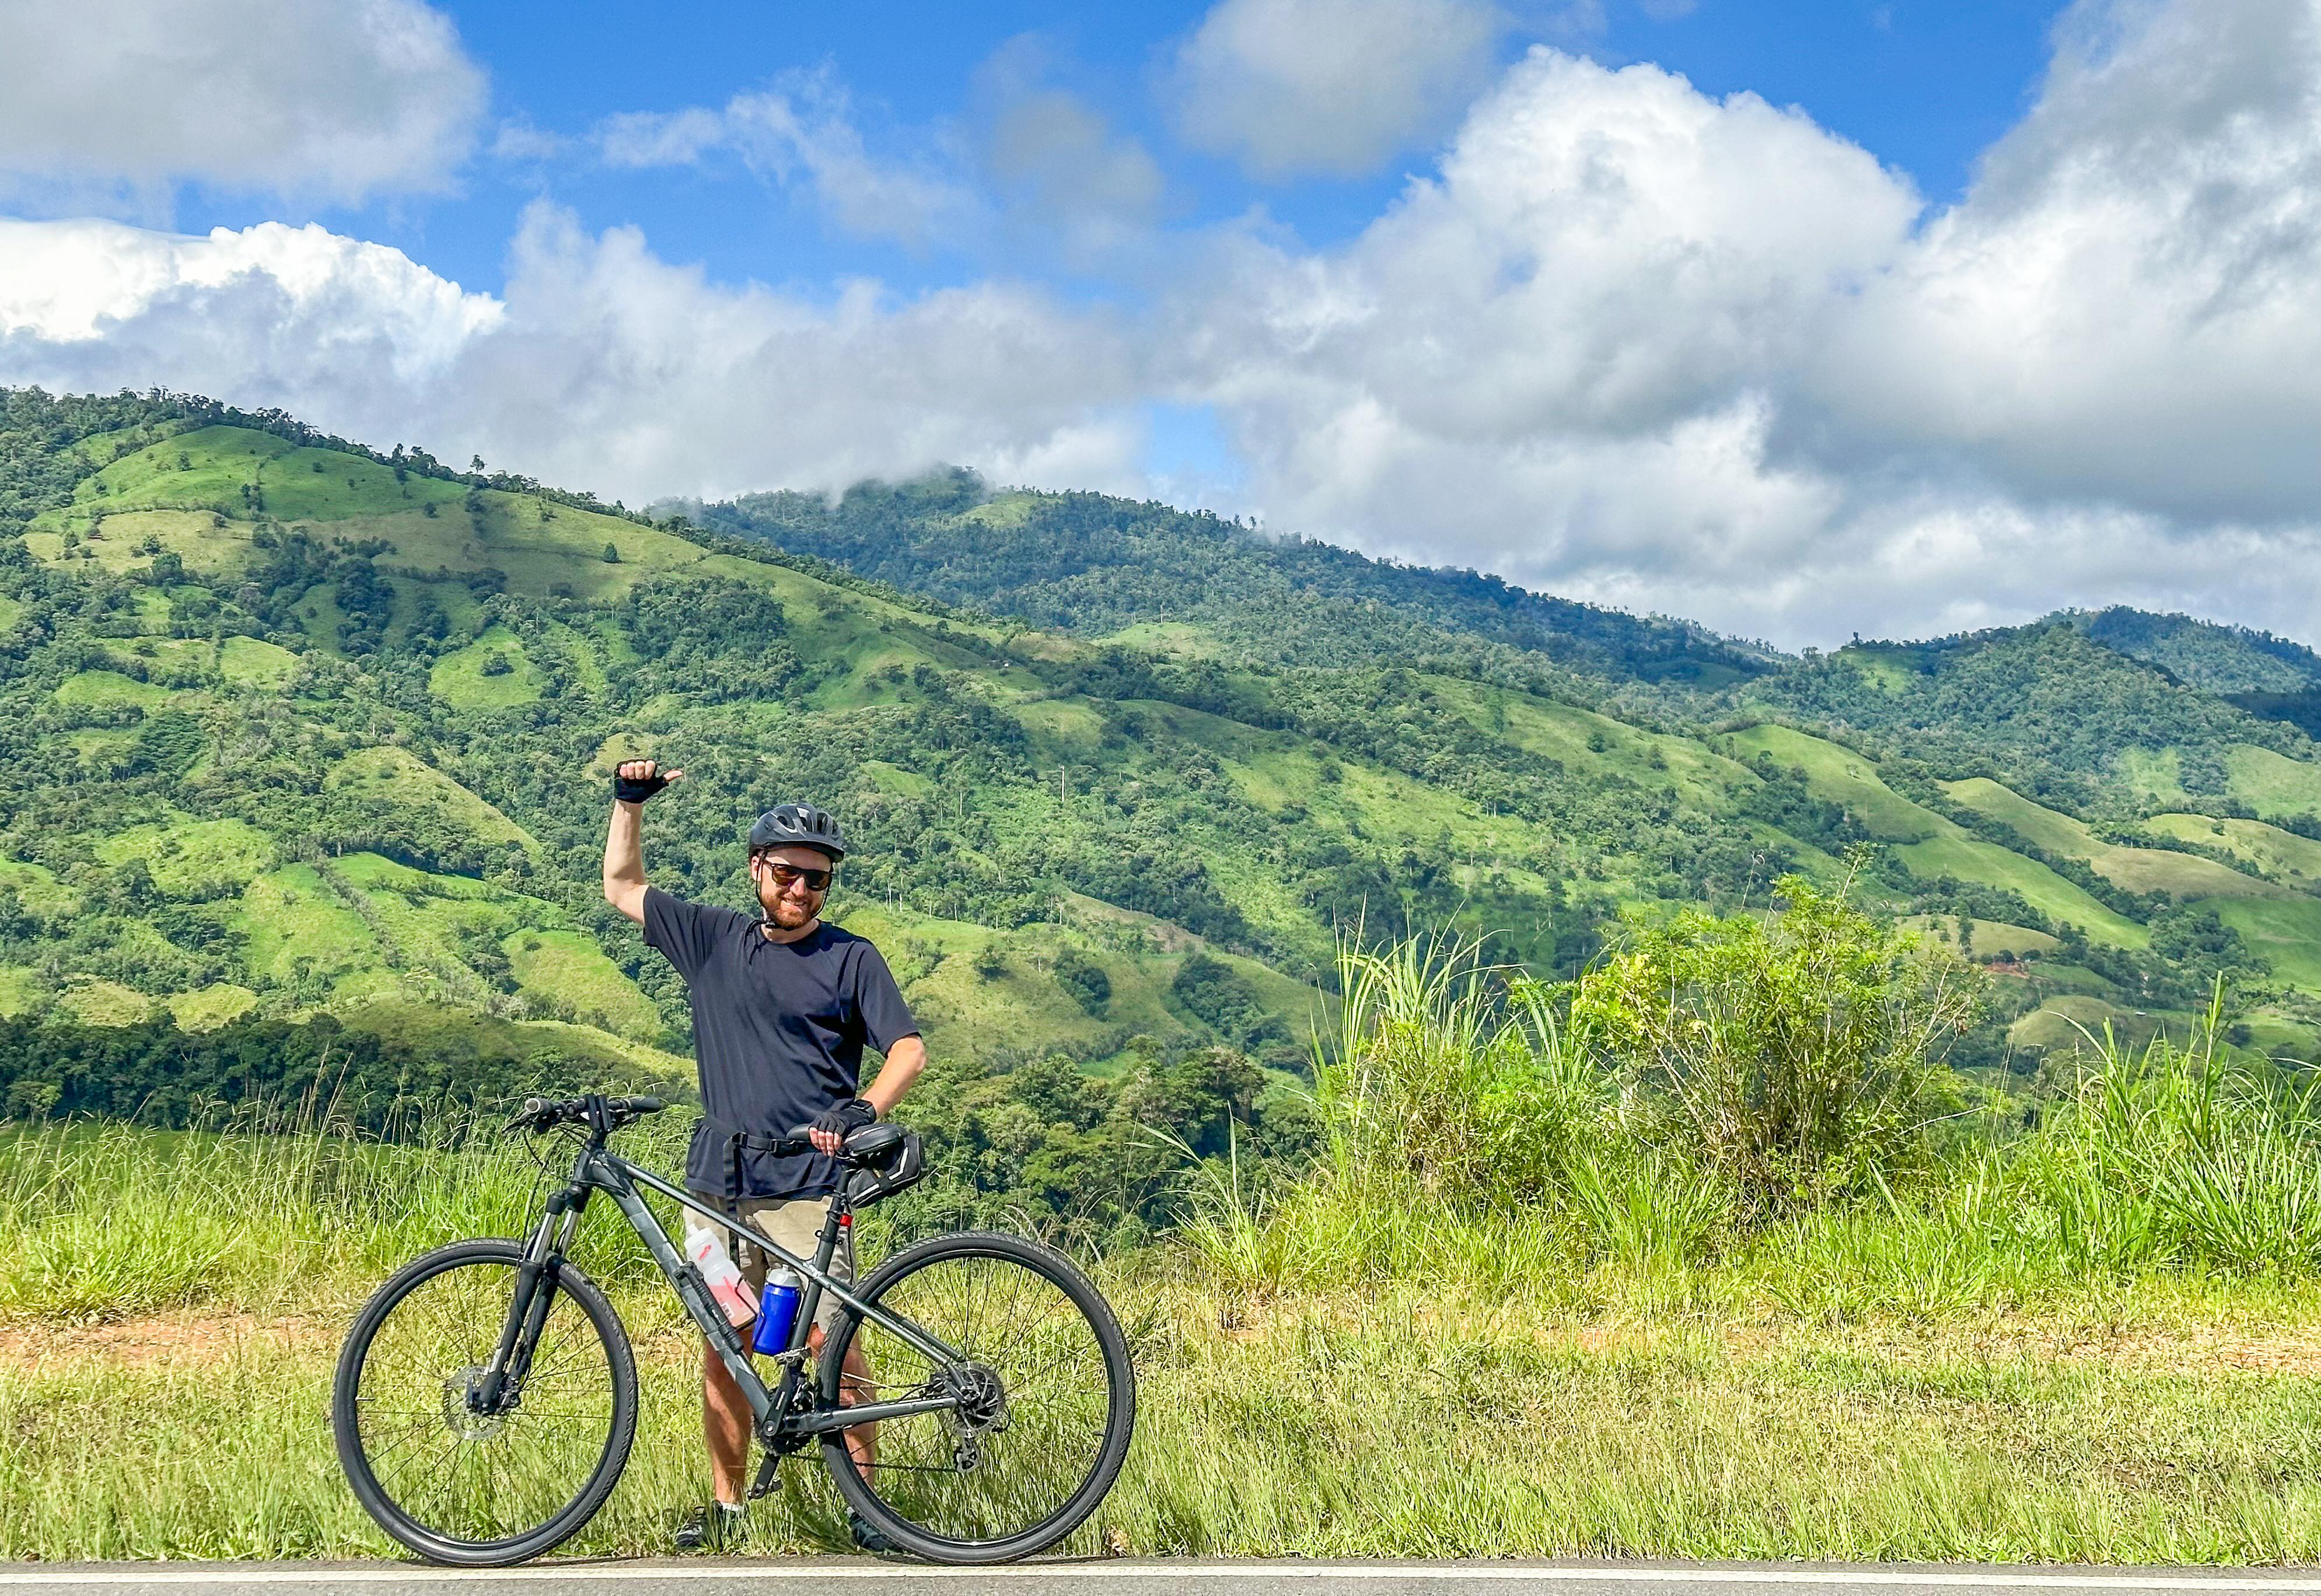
[840, 1123, 906, 1164]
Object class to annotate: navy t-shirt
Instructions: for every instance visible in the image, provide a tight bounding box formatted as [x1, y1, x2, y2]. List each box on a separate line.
[643, 887, 920, 1200]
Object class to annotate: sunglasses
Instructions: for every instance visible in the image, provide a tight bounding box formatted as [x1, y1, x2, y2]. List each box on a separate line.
[756, 859, 833, 893]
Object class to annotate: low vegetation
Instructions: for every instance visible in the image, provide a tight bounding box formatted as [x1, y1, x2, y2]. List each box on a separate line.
[12, 896, 2321, 1562]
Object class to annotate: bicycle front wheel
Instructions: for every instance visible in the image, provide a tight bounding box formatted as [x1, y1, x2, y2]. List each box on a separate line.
[820, 1230, 1135, 1562]
[332, 1239, 637, 1566]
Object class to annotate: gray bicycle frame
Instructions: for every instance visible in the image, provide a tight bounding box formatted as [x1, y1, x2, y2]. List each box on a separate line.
[507, 1137, 965, 1445]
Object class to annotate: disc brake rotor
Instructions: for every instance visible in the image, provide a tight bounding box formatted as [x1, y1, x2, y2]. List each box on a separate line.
[936, 1362, 1010, 1433]
[441, 1367, 508, 1441]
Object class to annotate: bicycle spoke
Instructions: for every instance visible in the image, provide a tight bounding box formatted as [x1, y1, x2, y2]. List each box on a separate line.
[833, 1245, 1123, 1550]
[350, 1255, 620, 1550]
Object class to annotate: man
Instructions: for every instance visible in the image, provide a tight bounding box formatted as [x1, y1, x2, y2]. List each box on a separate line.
[602, 759, 925, 1553]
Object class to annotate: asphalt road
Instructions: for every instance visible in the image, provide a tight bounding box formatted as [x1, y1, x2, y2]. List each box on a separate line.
[8, 1562, 2321, 1596]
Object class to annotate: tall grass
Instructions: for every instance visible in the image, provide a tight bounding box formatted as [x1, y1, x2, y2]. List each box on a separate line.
[2016, 994, 2321, 1276]
[1186, 912, 2321, 1315]
[0, 1109, 699, 1319]
[12, 907, 2321, 1562]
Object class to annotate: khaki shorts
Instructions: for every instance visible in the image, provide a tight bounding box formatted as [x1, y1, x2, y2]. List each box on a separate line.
[721, 1196, 854, 1338]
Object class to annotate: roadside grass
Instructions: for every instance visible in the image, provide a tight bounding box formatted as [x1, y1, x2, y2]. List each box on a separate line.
[9, 1262, 2321, 1562]
[14, 922, 2321, 1561]
[7, 1108, 2321, 1562]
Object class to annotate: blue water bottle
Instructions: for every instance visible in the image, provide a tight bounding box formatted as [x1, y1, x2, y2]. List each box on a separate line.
[750, 1266, 802, 1354]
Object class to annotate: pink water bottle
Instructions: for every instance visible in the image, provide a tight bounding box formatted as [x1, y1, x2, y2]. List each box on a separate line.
[685, 1223, 757, 1327]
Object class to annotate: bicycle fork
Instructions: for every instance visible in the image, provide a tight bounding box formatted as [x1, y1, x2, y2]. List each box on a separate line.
[474, 1189, 585, 1413]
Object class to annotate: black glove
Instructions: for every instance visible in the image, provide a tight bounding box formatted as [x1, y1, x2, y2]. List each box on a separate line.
[613, 768, 672, 804]
[810, 1098, 877, 1140]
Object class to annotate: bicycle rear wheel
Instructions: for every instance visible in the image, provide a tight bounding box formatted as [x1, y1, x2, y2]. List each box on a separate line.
[820, 1230, 1135, 1562]
[332, 1239, 637, 1566]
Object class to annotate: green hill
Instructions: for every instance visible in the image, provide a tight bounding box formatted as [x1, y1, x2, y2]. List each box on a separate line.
[2060, 606, 2321, 694]
[681, 475, 1779, 687]
[5, 386, 2321, 1143]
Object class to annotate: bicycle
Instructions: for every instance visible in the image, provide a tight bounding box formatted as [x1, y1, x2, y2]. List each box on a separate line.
[330, 1093, 1136, 1566]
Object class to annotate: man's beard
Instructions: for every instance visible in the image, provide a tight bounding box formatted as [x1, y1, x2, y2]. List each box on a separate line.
[759, 887, 816, 929]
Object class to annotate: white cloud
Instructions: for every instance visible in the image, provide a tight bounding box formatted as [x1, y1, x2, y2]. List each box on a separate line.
[2, 0, 2318, 650]
[596, 108, 731, 170]
[1165, 0, 1503, 179]
[1817, 0, 2321, 523]
[0, 0, 484, 212]
[0, 204, 1135, 505]
[490, 120, 572, 163]
[448, 205, 1136, 499]
[1172, 0, 2321, 643]
[0, 216, 500, 420]
[987, 91, 1167, 247]
[593, 75, 981, 251]
[1175, 48, 1919, 635]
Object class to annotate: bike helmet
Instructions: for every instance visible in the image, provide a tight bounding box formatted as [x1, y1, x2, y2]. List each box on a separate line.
[747, 802, 847, 862]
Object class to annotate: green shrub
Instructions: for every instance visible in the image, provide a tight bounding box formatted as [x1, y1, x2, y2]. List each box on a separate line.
[1054, 949, 1110, 1014]
[1572, 875, 1980, 1212]
[1172, 952, 1285, 1051]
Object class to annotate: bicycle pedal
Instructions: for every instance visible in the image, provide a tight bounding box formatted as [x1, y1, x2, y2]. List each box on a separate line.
[747, 1454, 784, 1500]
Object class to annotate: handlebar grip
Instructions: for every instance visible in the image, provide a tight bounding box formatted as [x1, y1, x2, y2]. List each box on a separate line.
[627, 1096, 666, 1114]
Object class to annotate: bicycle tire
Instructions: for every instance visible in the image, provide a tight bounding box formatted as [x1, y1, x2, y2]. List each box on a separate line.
[819, 1230, 1135, 1563]
[332, 1239, 637, 1566]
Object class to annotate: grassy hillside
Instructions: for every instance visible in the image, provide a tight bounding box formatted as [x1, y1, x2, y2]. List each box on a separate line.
[684, 474, 1778, 686]
[5, 387, 2321, 1150]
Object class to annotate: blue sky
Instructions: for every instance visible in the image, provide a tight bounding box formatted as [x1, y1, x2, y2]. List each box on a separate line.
[180, 0, 2065, 305]
[2, 0, 2315, 649]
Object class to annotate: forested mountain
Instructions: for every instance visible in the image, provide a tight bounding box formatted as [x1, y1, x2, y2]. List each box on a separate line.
[5, 386, 2321, 1233]
[2059, 606, 2321, 695]
[683, 477, 1775, 688]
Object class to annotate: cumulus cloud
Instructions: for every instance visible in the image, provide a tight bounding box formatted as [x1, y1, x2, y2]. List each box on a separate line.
[1, 0, 2317, 648]
[1178, 0, 2321, 642]
[1177, 48, 1920, 633]
[1817, 0, 2321, 522]
[1164, 0, 1503, 179]
[0, 204, 1137, 503]
[595, 75, 981, 251]
[0, 216, 501, 430]
[0, 0, 484, 212]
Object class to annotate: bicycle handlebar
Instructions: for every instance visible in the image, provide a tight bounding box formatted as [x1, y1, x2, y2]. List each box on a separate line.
[506, 1098, 856, 1158]
[511, 1095, 669, 1136]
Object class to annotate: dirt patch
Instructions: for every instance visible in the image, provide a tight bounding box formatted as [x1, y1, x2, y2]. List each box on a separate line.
[14, 1300, 2321, 1382]
[1512, 1315, 2321, 1378]
[0, 1311, 334, 1371]
[2050, 1325, 2321, 1376]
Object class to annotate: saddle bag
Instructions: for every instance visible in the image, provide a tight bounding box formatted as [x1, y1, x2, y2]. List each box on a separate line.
[843, 1124, 928, 1209]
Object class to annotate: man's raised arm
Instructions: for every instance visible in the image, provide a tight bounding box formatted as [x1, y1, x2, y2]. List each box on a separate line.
[603, 759, 681, 925]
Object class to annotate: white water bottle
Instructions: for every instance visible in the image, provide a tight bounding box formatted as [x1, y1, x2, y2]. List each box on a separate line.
[685, 1222, 757, 1327]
